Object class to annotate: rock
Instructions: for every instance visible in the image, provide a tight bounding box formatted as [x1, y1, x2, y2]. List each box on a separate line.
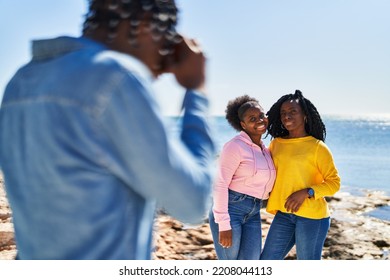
[1, 173, 389, 260]
[0, 176, 17, 260]
[152, 190, 390, 260]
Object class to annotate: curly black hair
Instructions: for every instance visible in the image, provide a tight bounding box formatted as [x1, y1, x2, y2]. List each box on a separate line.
[225, 95, 261, 132]
[266, 90, 326, 142]
[83, 0, 180, 47]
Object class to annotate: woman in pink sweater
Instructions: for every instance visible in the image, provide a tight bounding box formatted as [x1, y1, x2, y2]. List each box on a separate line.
[209, 95, 276, 259]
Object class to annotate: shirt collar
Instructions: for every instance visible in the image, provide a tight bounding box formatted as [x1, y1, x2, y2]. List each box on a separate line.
[31, 36, 154, 83]
[238, 131, 265, 148]
[32, 36, 104, 61]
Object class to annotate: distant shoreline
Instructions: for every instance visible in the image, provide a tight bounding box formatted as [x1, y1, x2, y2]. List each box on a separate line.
[165, 113, 390, 119]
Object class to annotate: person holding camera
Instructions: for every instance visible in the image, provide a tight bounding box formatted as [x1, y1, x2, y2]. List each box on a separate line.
[0, 0, 215, 260]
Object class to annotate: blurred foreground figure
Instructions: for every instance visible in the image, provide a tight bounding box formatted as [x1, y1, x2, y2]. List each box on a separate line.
[0, 0, 215, 259]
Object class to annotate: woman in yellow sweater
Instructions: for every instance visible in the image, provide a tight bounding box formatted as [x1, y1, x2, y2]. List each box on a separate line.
[260, 90, 340, 260]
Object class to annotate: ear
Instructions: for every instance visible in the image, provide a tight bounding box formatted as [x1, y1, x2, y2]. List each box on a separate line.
[240, 121, 246, 130]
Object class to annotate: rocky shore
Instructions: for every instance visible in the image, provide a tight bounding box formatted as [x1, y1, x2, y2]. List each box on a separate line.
[1, 174, 389, 260]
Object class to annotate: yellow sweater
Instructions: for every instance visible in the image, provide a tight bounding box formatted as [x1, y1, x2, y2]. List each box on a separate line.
[266, 136, 340, 219]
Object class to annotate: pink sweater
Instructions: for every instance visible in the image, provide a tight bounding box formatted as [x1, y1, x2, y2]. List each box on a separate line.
[212, 131, 276, 231]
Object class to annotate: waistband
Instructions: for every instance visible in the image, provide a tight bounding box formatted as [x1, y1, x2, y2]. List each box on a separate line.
[228, 189, 262, 202]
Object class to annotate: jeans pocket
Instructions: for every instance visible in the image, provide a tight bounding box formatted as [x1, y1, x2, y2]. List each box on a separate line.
[228, 190, 246, 203]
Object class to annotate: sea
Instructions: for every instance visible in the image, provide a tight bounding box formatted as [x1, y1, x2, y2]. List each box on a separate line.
[168, 114, 390, 221]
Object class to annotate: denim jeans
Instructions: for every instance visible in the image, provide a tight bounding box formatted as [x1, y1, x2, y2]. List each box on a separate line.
[209, 190, 263, 260]
[260, 211, 330, 260]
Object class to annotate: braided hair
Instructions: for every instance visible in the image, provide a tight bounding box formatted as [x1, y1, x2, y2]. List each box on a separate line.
[266, 90, 326, 142]
[83, 0, 181, 53]
[225, 95, 262, 132]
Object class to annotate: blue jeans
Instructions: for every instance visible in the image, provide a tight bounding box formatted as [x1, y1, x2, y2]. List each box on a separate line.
[260, 211, 330, 260]
[209, 190, 263, 260]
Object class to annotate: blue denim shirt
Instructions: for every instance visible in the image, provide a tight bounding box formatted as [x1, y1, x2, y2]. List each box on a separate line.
[0, 36, 215, 259]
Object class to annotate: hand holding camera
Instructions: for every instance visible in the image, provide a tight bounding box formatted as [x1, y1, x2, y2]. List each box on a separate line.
[166, 36, 207, 94]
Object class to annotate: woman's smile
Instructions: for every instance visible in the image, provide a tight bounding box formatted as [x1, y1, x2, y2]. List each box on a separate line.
[255, 123, 266, 131]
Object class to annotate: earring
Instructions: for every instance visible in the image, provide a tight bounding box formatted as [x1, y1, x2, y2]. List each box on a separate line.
[281, 124, 285, 129]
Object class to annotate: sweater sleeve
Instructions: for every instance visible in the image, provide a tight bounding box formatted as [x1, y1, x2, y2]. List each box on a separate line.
[99, 75, 215, 225]
[212, 140, 241, 231]
[312, 142, 341, 198]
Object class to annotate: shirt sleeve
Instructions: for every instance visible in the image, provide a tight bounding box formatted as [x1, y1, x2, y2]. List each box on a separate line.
[312, 141, 341, 198]
[212, 140, 241, 231]
[96, 72, 216, 225]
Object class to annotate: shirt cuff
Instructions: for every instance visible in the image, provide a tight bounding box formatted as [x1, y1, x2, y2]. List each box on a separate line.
[182, 89, 209, 112]
[218, 220, 231, 232]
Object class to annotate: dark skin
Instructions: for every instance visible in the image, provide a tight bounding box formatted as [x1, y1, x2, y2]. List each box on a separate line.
[280, 100, 312, 213]
[218, 105, 268, 248]
[240, 106, 268, 146]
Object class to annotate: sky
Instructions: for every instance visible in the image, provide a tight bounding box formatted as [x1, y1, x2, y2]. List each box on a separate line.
[1, 0, 389, 117]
